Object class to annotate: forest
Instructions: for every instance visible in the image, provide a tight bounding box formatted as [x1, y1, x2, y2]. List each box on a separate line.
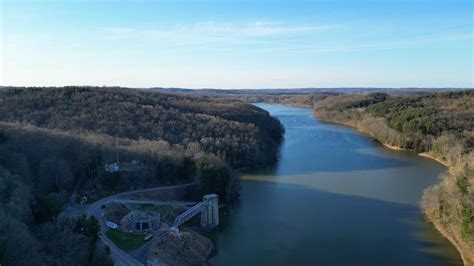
[312, 91, 473, 156]
[0, 86, 284, 265]
[0, 87, 283, 168]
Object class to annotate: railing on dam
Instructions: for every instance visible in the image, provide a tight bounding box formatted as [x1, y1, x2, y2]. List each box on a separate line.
[173, 202, 204, 227]
[172, 194, 219, 230]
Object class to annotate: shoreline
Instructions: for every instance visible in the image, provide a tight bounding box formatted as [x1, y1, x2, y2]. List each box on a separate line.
[430, 218, 471, 265]
[418, 152, 450, 168]
[309, 112, 471, 265]
[381, 142, 407, 151]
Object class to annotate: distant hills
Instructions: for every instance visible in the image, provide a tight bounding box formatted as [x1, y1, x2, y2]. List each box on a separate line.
[146, 87, 472, 95]
[2, 85, 471, 96]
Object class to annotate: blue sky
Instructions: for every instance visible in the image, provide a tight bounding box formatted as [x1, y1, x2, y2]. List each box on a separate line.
[1, 0, 472, 88]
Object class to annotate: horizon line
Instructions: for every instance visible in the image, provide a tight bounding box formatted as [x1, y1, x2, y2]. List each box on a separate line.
[1, 85, 473, 90]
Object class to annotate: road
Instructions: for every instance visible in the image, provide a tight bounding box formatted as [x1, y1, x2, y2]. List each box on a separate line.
[64, 182, 197, 266]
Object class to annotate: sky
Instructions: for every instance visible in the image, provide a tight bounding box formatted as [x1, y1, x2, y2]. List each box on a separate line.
[1, 0, 473, 89]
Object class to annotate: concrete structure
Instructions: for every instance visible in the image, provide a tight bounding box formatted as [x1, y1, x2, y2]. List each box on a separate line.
[172, 194, 219, 232]
[200, 194, 219, 229]
[127, 210, 160, 234]
[173, 202, 204, 228]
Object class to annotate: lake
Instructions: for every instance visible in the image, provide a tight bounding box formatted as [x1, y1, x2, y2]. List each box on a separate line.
[210, 103, 462, 266]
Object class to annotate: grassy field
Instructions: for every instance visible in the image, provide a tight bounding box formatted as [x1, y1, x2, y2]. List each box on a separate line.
[105, 229, 148, 250]
[138, 204, 173, 215]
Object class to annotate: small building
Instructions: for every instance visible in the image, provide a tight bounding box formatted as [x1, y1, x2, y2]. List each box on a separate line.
[103, 202, 130, 229]
[104, 160, 141, 173]
[104, 162, 120, 173]
[105, 220, 118, 229]
[126, 210, 160, 234]
[144, 233, 153, 241]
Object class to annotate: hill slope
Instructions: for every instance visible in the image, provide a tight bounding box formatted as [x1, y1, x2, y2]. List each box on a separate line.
[0, 87, 283, 168]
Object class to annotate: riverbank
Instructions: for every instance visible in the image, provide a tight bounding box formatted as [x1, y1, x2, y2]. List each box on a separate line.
[148, 231, 214, 265]
[419, 152, 451, 168]
[431, 218, 473, 265]
[311, 112, 473, 265]
[382, 143, 406, 151]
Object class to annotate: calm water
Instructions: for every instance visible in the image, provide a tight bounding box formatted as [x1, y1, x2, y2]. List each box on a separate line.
[210, 103, 462, 266]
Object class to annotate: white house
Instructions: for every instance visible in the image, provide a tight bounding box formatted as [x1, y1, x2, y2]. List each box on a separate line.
[105, 220, 118, 229]
[104, 162, 120, 173]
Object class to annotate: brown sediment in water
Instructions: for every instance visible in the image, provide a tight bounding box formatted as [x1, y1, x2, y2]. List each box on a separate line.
[311, 111, 472, 265]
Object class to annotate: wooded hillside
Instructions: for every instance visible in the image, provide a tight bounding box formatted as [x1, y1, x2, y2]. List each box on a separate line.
[0, 86, 284, 265]
[0, 87, 283, 168]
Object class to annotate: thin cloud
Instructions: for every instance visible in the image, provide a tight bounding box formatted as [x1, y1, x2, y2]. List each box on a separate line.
[246, 32, 474, 54]
[178, 21, 334, 37]
[96, 21, 471, 54]
[97, 21, 336, 45]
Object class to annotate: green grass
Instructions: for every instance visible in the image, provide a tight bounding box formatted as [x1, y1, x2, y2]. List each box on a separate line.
[105, 229, 148, 250]
[138, 204, 173, 215]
